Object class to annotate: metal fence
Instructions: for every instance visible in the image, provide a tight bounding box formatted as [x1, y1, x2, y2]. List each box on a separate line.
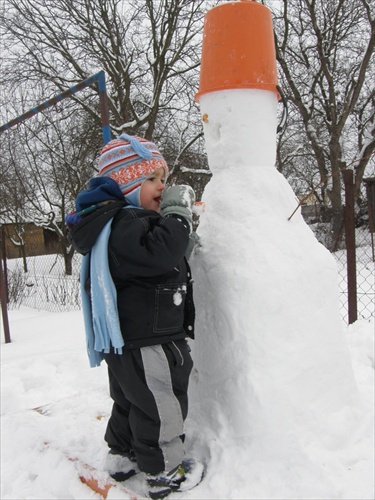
[5, 252, 82, 313]
[334, 226, 374, 323]
[1, 213, 374, 323]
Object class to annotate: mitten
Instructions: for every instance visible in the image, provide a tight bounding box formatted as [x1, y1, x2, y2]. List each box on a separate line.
[185, 231, 201, 260]
[160, 185, 196, 230]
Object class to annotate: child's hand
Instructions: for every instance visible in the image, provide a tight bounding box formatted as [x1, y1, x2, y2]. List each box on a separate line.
[160, 185, 196, 230]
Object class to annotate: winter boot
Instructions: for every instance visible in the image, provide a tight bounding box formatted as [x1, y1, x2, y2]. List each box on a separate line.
[105, 448, 139, 482]
[147, 458, 204, 499]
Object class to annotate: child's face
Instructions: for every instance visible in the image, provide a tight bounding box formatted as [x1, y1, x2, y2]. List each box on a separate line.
[139, 167, 166, 212]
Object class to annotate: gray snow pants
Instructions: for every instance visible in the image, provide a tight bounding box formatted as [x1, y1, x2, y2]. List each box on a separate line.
[103, 339, 193, 475]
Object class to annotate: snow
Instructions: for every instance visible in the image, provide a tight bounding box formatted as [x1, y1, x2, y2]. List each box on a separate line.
[173, 286, 186, 307]
[1, 309, 373, 499]
[1, 88, 374, 500]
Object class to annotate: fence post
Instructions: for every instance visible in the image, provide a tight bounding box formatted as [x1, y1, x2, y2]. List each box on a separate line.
[342, 170, 357, 324]
[0, 226, 11, 343]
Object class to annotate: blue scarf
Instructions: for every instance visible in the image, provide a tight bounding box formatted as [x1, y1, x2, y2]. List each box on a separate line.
[80, 204, 141, 367]
[72, 176, 141, 367]
[80, 218, 124, 367]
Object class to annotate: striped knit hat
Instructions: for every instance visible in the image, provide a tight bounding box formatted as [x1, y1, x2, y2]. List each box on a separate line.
[98, 133, 169, 206]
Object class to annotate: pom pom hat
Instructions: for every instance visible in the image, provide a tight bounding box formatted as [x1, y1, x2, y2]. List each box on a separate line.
[98, 133, 169, 206]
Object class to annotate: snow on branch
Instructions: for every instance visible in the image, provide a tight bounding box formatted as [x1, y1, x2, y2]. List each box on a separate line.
[180, 167, 211, 175]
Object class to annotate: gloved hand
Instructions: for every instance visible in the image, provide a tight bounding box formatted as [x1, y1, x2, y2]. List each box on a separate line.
[185, 231, 201, 260]
[160, 185, 196, 230]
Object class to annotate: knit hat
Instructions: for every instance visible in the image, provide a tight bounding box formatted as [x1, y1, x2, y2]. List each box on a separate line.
[98, 133, 169, 206]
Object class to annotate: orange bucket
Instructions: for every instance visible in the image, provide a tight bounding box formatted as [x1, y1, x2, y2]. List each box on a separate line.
[195, 0, 279, 101]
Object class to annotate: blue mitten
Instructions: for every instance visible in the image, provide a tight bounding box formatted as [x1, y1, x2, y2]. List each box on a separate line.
[160, 185, 196, 231]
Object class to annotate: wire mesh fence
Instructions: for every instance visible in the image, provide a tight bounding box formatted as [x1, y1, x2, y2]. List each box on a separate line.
[1, 216, 374, 323]
[333, 226, 374, 323]
[6, 253, 82, 313]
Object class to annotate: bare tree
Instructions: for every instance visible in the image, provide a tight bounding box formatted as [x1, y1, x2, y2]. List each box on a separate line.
[0, 143, 30, 272]
[271, 0, 375, 249]
[0, 0, 215, 222]
[0, 106, 101, 274]
[0, 0, 213, 145]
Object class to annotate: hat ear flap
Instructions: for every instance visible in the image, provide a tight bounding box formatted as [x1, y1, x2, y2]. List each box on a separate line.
[124, 185, 142, 207]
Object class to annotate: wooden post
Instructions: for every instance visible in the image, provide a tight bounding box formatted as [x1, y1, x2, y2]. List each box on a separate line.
[342, 170, 357, 324]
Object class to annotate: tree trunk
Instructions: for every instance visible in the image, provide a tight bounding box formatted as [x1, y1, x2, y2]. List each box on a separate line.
[328, 208, 345, 252]
[21, 245, 28, 273]
[63, 249, 74, 276]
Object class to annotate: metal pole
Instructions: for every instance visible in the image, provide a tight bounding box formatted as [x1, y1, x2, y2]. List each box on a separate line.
[1, 226, 9, 303]
[0, 227, 11, 343]
[97, 71, 111, 145]
[342, 170, 358, 324]
[0, 71, 111, 145]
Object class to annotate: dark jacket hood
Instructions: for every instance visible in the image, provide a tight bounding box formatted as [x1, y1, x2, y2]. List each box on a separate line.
[67, 177, 127, 255]
[76, 176, 124, 211]
[68, 201, 127, 255]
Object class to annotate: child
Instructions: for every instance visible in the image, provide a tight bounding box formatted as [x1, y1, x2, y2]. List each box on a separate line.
[67, 134, 203, 499]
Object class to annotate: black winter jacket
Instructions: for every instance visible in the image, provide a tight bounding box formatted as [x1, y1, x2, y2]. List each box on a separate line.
[69, 202, 195, 349]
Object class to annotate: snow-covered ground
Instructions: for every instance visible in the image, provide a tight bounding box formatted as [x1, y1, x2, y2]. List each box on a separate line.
[1, 301, 374, 499]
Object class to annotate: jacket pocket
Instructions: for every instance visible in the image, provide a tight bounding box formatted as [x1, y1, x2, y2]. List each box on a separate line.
[153, 283, 186, 333]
